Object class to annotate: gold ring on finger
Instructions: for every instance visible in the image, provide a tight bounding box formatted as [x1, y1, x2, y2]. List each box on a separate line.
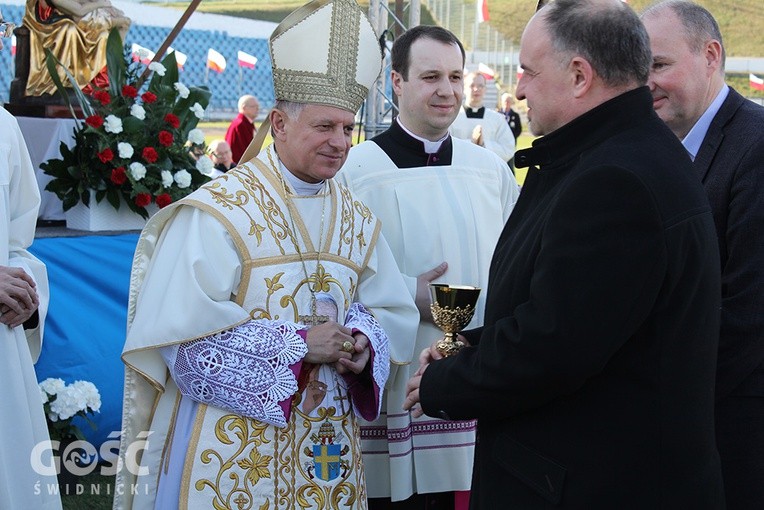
[341, 340, 354, 353]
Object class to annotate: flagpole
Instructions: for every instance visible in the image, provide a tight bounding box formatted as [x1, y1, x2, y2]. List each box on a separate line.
[472, 0, 479, 64]
[238, 66, 243, 98]
[204, 64, 209, 85]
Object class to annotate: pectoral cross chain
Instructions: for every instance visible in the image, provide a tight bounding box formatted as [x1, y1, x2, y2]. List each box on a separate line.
[299, 296, 330, 327]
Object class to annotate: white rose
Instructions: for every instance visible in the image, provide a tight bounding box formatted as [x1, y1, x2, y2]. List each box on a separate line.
[161, 170, 173, 188]
[148, 62, 166, 76]
[196, 156, 214, 175]
[174, 169, 192, 188]
[174, 82, 190, 99]
[189, 102, 205, 119]
[130, 104, 146, 120]
[187, 128, 205, 145]
[117, 142, 134, 159]
[104, 115, 123, 134]
[129, 162, 147, 181]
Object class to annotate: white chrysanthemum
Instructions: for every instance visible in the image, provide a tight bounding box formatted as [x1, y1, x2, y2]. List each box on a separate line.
[187, 128, 205, 145]
[117, 142, 134, 159]
[104, 115, 123, 134]
[130, 104, 146, 120]
[148, 62, 166, 76]
[174, 169, 192, 188]
[196, 156, 214, 175]
[129, 162, 147, 181]
[39, 377, 66, 396]
[174, 82, 190, 99]
[161, 170, 173, 188]
[189, 102, 205, 119]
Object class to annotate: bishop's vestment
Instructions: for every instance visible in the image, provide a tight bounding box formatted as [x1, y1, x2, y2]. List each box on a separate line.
[114, 145, 418, 510]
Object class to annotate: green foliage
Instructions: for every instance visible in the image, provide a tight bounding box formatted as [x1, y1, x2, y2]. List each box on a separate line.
[41, 28, 213, 218]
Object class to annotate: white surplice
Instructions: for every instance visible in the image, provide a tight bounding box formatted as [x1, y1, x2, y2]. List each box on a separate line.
[338, 136, 520, 501]
[0, 107, 58, 509]
[114, 145, 418, 509]
[450, 107, 517, 163]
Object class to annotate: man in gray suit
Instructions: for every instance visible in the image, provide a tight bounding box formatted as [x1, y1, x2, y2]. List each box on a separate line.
[643, 2, 764, 508]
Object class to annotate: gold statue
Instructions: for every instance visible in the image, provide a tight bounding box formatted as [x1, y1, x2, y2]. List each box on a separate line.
[22, 0, 130, 97]
[429, 284, 481, 357]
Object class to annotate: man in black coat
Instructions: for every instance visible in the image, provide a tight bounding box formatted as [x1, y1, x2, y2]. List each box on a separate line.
[403, 0, 725, 508]
[643, 2, 764, 508]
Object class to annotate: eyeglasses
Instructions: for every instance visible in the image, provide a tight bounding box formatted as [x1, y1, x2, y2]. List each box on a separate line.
[1, 21, 16, 39]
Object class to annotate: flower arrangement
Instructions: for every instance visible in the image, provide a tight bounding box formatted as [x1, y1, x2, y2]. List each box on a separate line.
[41, 29, 213, 218]
[39, 378, 102, 442]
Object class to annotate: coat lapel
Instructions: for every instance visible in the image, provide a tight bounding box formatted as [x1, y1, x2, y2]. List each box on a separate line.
[693, 88, 745, 182]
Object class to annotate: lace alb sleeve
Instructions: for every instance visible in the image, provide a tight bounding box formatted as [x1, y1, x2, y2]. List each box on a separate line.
[344, 302, 390, 418]
[160, 319, 308, 428]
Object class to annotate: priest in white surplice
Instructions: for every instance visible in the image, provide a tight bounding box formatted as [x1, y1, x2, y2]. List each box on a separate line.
[113, 2, 418, 509]
[449, 72, 516, 164]
[337, 27, 519, 510]
[0, 104, 58, 509]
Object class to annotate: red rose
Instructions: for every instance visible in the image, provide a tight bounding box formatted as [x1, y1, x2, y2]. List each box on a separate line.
[94, 90, 111, 106]
[134, 193, 152, 208]
[110, 166, 127, 185]
[85, 115, 104, 129]
[158, 130, 174, 147]
[122, 85, 138, 98]
[141, 91, 157, 104]
[97, 148, 114, 163]
[155, 193, 172, 208]
[142, 147, 158, 163]
[164, 113, 180, 129]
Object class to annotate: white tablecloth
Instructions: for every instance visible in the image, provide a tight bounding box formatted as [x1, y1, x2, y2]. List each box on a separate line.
[16, 116, 78, 221]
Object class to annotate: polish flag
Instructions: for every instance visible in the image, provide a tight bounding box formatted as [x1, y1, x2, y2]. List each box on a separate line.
[477, 0, 490, 23]
[168, 47, 187, 69]
[131, 43, 155, 65]
[237, 50, 258, 70]
[207, 48, 226, 73]
[516, 66, 524, 82]
[750, 73, 764, 92]
[11, 34, 16, 56]
[478, 62, 495, 80]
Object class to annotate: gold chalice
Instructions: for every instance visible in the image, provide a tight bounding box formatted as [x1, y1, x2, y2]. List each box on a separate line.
[429, 284, 481, 357]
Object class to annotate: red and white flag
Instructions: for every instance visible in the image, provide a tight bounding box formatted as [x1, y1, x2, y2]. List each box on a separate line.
[168, 47, 187, 69]
[478, 62, 495, 80]
[477, 0, 490, 23]
[516, 66, 524, 82]
[237, 50, 258, 70]
[11, 34, 16, 56]
[131, 43, 155, 65]
[207, 48, 226, 73]
[750, 73, 764, 92]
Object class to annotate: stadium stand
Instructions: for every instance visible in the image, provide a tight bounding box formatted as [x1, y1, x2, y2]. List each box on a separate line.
[0, 2, 275, 116]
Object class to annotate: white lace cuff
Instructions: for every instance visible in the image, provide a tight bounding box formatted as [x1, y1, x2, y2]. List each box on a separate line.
[344, 302, 390, 418]
[161, 319, 308, 428]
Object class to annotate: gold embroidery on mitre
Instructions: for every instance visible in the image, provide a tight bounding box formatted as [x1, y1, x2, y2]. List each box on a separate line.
[271, 0, 373, 113]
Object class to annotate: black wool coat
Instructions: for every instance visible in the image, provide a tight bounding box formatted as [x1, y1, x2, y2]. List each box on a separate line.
[420, 87, 725, 509]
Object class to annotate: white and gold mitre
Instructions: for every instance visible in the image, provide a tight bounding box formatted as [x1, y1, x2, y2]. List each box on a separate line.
[269, 0, 382, 113]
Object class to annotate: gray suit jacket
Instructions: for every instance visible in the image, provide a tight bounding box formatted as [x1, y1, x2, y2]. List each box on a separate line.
[695, 87, 764, 398]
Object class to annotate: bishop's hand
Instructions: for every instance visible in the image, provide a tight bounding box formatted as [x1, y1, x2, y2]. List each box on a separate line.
[303, 321, 355, 364]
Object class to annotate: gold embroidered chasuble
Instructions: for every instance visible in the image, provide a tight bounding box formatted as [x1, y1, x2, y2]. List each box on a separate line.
[114, 146, 417, 510]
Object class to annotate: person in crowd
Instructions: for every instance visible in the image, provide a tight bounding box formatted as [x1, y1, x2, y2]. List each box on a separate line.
[0, 100, 58, 507]
[113, 0, 418, 508]
[225, 94, 259, 164]
[22, 0, 131, 96]
[641, 2, 764, 508]
[498, 92, 522, 141]
[497, 92, 523, 170]
[338, 25, 519, 510]
[404, 1, 725, 508]
[449, 71, 516, 164]
[208, 139, 236, 172]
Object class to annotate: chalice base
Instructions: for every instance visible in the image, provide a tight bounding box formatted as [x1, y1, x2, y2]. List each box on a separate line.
[436, 337, 465, 357]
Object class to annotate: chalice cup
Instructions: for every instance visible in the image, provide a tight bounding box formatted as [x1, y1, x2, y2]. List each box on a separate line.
[429, 284, 481, 357]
